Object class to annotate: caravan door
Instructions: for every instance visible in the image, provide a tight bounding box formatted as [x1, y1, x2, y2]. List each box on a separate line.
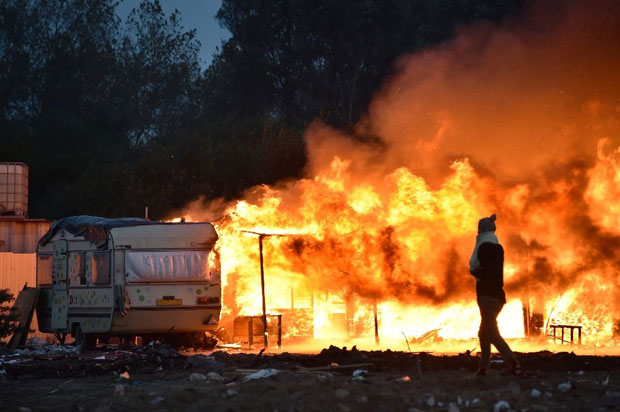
[51, 239, 69, 330]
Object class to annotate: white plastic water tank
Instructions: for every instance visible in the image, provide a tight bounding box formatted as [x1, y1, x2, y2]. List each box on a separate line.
[0, 162, 28, 216]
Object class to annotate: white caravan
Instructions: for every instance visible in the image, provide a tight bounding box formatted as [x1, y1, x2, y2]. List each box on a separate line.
[35, 216, 221, 346]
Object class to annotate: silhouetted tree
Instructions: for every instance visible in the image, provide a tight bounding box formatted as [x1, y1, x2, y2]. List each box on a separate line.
[0, 0, 526, 220]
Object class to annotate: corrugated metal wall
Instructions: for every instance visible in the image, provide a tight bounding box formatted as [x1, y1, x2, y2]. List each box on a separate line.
[0, 219, 50, 253]
[0, 252, 36, 295]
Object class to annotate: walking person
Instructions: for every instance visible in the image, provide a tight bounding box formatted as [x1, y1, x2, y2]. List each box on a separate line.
[469, 214, 521, 376]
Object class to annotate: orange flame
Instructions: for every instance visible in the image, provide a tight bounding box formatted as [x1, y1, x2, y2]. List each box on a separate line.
[170, 0, 620, 352]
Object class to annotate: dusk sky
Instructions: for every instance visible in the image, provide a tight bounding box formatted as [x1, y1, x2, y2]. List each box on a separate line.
[116, 0, 231, 67]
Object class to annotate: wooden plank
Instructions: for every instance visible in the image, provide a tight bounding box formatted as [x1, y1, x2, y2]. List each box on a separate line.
[7, 285, 40, 349]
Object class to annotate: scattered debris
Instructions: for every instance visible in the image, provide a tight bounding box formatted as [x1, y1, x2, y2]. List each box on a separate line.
[558, 382, 572, 392]
[243, 368, 278, 381]
[25, 337, 47, 347]
[426, 395, 435, 407]
[602, 374, 610, 386]
[189, 372, 207, 381]
[218, 343, 243, 349]
[11, 344, 79, 356]
[317, 345, 368, 366]
[493, 400, 511, 412]
[207, 371, 225, 382]
[185, 355, 225, 372]
[2, 344, 620, 411]
[225, 388, 238, 398]
[448, 403, 460, 412]
[145, 341, 179, 359]
[149, 396, 165, 405]
[493, 401, 510, 412]
[1, 345, 620, 411]
[295, 363, 373, 373]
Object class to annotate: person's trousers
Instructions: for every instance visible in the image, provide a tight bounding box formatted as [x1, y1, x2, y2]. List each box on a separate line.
[477, 295, 515, 370]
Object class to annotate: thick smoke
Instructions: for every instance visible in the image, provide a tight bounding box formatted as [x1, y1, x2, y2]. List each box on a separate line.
[306, 0, 620, 184]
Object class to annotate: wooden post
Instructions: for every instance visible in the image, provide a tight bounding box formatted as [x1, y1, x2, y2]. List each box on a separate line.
[373, 300, 380, 346]
[277, 314, 282, 348]
[248, 317, 254, 348]
[522, 300, 530, 338]
[259, 235, 268, 348]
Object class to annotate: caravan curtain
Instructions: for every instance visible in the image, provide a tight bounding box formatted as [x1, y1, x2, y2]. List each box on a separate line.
[126, 250, 209, 283]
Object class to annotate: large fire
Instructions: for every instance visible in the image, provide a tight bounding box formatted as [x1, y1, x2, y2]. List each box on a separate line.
[171, 0, 620, 353]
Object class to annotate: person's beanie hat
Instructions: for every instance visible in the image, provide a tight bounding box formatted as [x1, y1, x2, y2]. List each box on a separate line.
[478, 213, 497, 234]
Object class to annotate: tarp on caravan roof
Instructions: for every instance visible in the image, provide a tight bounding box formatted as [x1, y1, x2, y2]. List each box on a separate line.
[39, 215, 156, 248]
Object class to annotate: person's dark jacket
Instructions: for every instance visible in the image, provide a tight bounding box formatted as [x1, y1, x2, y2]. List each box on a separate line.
[472, 242, 506, 303]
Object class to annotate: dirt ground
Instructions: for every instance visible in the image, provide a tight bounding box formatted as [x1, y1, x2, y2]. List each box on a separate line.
[2, 344, 620, 411]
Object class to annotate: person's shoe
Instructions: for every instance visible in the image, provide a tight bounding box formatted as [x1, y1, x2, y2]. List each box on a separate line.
[508, 360, 522, 376]
[475, 368, 487, 377]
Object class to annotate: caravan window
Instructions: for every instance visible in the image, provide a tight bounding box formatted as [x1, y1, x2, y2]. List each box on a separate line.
[76, 253, 86, 285]
[91, 252, 110, 285]
[37, 254, 53, 285]
[126, 250, 210, 283]
[68, 252, 86, 285]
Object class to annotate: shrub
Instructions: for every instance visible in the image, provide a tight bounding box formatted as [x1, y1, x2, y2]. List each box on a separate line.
[0, 289, 18, 342]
